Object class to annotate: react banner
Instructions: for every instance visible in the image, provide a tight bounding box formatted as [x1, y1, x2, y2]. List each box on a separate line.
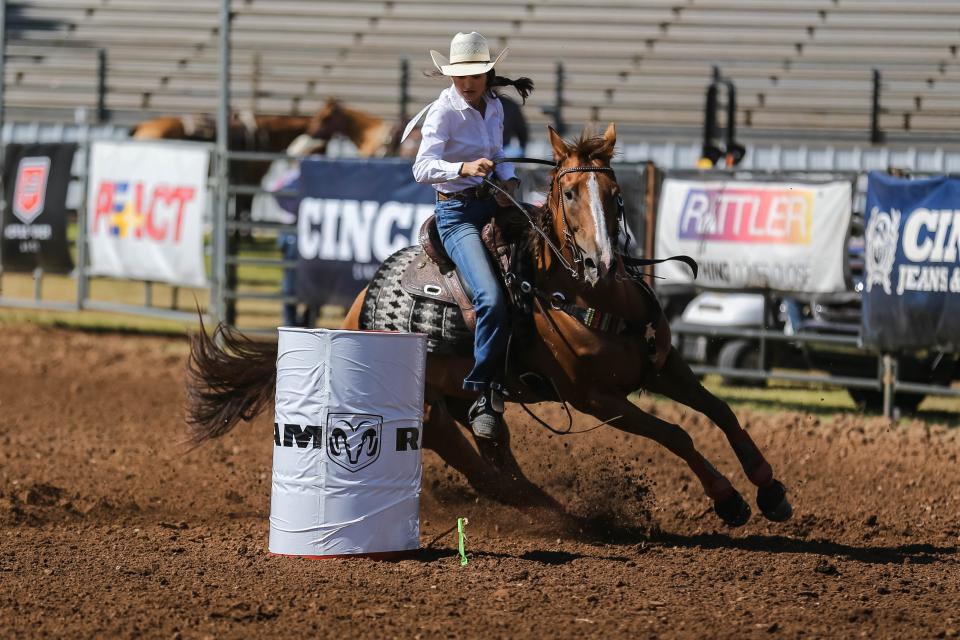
[862, 172, 960, 351]
[1, 143, 76, 273]
[86, 140, 209, 286]
[295, 159, 434, 307]
[655, 177, 853, 293]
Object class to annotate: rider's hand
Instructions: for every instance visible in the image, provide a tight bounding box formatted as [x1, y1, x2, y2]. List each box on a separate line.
[494, 177, 521, 207]
[459, 158, 494, 177]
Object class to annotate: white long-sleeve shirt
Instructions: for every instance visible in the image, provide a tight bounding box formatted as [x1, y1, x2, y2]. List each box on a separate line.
[412, 84, 516, 194]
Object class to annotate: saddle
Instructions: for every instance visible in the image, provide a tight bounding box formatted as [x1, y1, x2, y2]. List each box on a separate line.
[399, 208, 531, 333]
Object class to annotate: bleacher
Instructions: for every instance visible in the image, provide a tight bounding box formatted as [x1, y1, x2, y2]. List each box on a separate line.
[5, 0, 960, 146]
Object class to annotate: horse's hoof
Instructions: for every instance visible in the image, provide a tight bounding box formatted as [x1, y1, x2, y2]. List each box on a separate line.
[757, 480, 793, 522]
[713, 490, 751, 527]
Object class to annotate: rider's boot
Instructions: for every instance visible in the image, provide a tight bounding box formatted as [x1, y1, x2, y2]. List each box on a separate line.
[469, 387, 505, 440]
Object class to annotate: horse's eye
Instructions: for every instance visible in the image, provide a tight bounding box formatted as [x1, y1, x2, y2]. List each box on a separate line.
[564, 190, 574, 200]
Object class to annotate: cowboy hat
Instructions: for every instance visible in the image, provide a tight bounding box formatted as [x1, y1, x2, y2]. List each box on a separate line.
[430, 32, 509, 77]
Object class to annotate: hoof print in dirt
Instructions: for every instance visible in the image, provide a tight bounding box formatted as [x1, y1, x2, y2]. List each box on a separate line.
[714, 491, 752, 527]
[757, 480, 793, 522]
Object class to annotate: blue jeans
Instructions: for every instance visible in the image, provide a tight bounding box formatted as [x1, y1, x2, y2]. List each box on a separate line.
[435, 196, 509, 392]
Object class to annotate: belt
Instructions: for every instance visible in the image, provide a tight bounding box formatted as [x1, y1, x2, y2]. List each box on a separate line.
[437, 186, 489, 201]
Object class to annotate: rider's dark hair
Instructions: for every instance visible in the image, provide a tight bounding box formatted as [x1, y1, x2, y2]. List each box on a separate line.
[426, 68, 534, 104]
[485, 69, 534, 104]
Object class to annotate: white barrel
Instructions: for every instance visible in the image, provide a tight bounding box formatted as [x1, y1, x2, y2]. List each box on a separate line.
[269, 328, 427, 557]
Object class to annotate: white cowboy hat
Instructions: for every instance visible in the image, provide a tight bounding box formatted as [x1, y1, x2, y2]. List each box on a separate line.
[430, 32, 509, 77]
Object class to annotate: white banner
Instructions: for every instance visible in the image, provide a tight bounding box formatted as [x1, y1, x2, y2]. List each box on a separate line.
[87, 140, 209, 286]
[655, 178, 853, 293]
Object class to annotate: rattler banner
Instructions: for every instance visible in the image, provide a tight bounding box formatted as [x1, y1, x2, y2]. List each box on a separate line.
[655, 177, 853, 293]
[862, 172, 960, 351]
[1, 143, 76, 273]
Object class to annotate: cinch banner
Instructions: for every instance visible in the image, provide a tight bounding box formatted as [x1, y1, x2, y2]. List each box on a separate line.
[655, 177, 853, 293]
[295, 159, 434, 307]
[862, 172, 960, 351]
[87, 140, 209, 287]
[1, 143, 76, 273]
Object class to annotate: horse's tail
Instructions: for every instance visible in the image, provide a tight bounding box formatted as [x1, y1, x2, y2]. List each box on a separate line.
[186, 319, 278, 444]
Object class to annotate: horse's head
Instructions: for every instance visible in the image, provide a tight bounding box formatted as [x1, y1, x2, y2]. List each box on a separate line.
[546, 123, 621, 286]
[306, 97, 350, 140]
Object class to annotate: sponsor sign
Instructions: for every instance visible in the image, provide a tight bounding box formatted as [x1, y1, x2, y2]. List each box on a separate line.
[295, 158, 435, 307]
[86, 140, 209, 286]
[655, 178, 853, 293]
[862, 172, 960, 350]
[1, 144, 76, 273]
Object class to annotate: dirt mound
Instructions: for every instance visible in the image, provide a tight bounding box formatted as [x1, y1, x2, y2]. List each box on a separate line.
[1, 324, 958, 639]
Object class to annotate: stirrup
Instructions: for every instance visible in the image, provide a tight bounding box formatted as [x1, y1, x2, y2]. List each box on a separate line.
[469, 391, 503, 440]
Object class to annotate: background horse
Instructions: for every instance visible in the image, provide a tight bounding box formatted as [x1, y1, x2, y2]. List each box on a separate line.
[306, 96, 529, 159]
[132, 112, 319, 218]
[186, 124, 792, 528]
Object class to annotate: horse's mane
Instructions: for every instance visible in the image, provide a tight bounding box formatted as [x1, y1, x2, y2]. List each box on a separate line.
[567, 131, 616, 164]
[520, 203, 551, 266]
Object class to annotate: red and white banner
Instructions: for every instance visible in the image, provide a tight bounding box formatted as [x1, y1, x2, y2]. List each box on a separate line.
[87, 140, 209, 286]
[655, 178, 853, 293]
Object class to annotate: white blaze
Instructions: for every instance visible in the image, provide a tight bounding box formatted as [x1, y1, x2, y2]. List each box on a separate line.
[586, 174, 612, 267]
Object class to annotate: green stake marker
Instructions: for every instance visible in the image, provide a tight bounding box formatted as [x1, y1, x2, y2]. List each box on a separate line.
[457, 517, 469, 566]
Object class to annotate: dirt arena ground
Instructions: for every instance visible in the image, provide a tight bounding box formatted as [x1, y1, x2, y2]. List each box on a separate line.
[1, 324, 958, 639]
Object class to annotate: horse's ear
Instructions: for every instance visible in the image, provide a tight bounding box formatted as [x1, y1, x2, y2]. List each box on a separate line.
[324, 96, 340, 109]
[548, 126, 567, 162]
[597, 123, 616, 160]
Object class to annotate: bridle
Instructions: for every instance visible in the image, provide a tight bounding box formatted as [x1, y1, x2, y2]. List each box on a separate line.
[483, 158, 621, 281]
[553, 164, 619, 277]
[483, 157, 697, 283]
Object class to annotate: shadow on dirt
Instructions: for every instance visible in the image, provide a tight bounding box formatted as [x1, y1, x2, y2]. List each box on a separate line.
[653, 532, 958, 566]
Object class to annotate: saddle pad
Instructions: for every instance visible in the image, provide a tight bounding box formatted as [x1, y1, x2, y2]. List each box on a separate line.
[359, 246, 473, 356]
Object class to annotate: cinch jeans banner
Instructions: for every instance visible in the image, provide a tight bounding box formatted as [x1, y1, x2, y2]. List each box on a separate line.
[862, 172, 960, 351]
[655, 177, 853, 293]
[295, 159, 435, 307]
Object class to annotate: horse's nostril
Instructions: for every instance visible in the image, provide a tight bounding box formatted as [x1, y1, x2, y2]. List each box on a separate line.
[584, 257, 597, 270]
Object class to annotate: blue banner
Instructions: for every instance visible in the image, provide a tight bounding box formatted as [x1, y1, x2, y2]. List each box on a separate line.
[294, 158, 434, 307]
[862, 171, 960, 350]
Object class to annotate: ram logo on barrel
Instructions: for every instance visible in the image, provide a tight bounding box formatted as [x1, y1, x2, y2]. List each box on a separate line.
[325, 413, 383, 472]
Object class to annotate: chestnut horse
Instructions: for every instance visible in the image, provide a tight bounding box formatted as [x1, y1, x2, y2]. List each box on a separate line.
[131, 112, 314, 149]
[186, 124, 792, 528]
[131, 112, 321, 216]
[304, 98, 419, 158]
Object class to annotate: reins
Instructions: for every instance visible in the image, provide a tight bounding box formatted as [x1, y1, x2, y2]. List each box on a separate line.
[486, 157, 615, 280]
[486, 157, 697, 282]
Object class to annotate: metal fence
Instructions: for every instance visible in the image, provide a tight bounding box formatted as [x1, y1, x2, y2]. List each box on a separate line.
[639, 165, 960, 418]
[0, 136, 218, 325]
[0, 0, 957, 419]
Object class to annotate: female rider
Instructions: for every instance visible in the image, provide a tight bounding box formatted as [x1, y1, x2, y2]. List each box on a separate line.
[412, 32, 533, 440]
